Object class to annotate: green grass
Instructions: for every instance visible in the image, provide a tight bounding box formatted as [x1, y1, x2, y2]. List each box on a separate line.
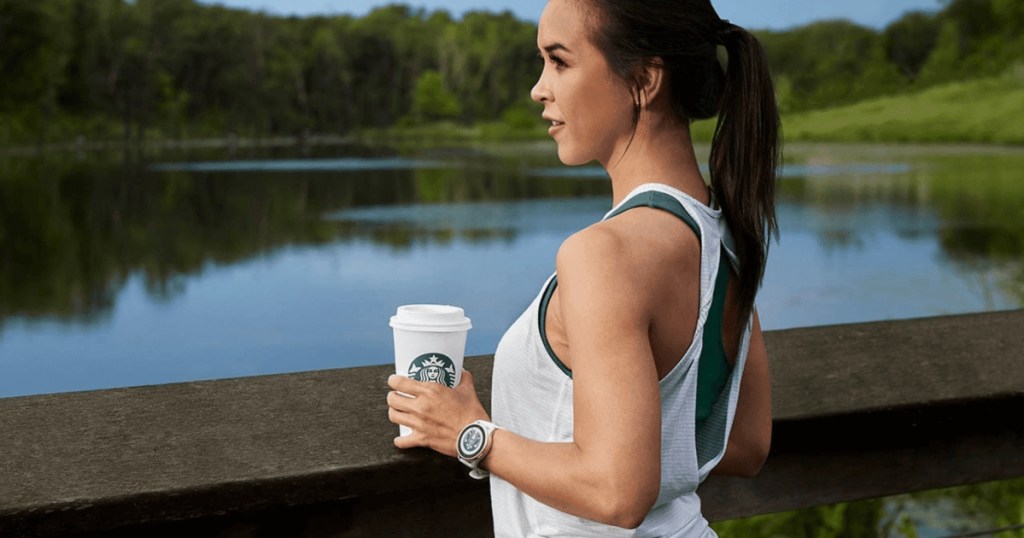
[782, 75, 1024, 144]
[692, 75, 1024, 145]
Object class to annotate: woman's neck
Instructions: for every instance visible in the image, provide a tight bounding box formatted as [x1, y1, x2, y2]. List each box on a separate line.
[603, 120, 709, 208]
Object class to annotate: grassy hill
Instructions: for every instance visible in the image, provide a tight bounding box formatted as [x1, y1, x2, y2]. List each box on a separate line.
[783, 75, 1024, 144]
[690, 74, 1024, 145]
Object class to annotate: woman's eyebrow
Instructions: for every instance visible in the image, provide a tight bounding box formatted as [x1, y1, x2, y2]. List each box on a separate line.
[543, 43, 573, 54]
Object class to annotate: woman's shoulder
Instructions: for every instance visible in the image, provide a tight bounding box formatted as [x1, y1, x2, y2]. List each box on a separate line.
[555, 222, 629, 281]
[552, 222, 653, 327]
[555, 213, 699, 289]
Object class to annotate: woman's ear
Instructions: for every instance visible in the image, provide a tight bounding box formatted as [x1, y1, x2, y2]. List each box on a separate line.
[635, 58, 667, 109]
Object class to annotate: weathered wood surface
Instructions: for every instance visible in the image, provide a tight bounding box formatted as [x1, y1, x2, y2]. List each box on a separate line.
[0, 310, 1021, 536]
[767, 310, 1024, 419]
[701, 310, 1024, 521]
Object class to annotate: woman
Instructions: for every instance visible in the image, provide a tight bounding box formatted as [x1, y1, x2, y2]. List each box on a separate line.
[387, 0, 776, 535]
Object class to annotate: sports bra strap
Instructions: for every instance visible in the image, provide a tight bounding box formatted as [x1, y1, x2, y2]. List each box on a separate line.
[605, 190, 702, 242]
[539, 188, 732, 432]
[606, 189, 732, 431]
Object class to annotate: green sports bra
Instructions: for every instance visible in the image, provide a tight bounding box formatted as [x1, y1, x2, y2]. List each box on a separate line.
[537, 190, 733, 428]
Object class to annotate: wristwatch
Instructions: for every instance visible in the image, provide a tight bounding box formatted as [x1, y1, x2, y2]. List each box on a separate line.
[456, 420, 500, 479]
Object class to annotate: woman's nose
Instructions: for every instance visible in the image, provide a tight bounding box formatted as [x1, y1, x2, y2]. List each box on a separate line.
[530, 75, 551, 104]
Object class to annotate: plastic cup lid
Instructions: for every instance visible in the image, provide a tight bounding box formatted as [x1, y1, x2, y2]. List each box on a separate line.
[390, 304, 472, 332]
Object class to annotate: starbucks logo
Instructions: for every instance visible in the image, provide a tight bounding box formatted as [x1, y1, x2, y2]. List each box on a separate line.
[408, 353, 457, 388]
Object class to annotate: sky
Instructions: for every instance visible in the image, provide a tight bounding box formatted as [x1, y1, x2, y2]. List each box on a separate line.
[198, 0, 945, 31]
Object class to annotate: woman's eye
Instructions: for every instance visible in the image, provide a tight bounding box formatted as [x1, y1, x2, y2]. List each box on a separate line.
[537, 51, 567, 69]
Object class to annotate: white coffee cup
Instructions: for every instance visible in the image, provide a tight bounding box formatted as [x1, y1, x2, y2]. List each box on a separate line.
[390, 304, 472, 437]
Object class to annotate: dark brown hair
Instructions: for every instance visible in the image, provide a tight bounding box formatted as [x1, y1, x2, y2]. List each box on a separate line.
[581, 0, 780, 325]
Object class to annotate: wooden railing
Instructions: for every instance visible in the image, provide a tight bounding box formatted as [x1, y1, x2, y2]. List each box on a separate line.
[1, 310, 1022, 537]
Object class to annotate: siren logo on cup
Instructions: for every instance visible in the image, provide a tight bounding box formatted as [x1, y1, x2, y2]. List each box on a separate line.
[407, 353, 458, 388]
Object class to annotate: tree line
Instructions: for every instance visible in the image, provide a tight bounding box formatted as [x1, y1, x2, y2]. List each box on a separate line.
[763, 0, 1024, 112]
[0, 0, 1021, 145]
[0, 152, 611, 323]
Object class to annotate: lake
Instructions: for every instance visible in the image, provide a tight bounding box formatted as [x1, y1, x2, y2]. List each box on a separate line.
[1, 141, 1022, 398]
[1, 140, 1022, 536]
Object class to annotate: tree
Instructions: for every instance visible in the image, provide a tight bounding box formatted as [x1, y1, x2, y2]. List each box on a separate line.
[759, 21, 904, 111]
[3, 0, 1020, 145]
[884, 11, 940, 80]
[413, 70, 460, 121]
[992, 0, 1024, 35]
[0, 0, 70, 139]
[941, 0, 998, 45]
[916, 21, 965, 85]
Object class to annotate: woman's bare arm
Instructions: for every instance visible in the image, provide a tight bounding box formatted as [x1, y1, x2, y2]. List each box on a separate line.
[711, 310, 772, 476]
[487, 227, 661, 527]
[388, 226, 662, 529]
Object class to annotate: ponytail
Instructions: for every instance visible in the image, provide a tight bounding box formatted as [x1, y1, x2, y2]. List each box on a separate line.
[709, 21, 780, 325]
[580, 3, 780, 324]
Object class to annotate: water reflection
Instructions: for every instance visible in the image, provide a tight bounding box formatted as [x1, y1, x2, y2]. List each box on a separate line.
[777, 152, 1024, 307]
[327, 198, 609, 250]
[0, 149, 608, 329]
[0, 143, 1022, 398]
[149, 157, 446, 172]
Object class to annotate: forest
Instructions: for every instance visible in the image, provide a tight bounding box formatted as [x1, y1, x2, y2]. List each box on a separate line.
[0, 0, 1022, 145]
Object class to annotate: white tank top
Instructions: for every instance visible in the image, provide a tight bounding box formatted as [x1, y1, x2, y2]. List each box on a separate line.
[489, 183, 754, 537]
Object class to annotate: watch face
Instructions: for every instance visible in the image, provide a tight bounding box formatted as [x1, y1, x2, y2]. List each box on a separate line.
[459, 425, 485, 458]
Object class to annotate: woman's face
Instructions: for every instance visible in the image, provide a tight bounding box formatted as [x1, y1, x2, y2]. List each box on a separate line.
[531, 0, 636, 167]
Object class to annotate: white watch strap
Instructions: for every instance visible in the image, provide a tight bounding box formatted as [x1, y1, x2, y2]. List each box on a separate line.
[459, 420, 499, 479]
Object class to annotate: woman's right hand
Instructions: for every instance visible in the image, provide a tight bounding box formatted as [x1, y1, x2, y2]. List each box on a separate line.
[386, 369, 490, 458]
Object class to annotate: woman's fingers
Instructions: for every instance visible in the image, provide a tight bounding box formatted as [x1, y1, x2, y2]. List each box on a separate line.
[393, 433, 419, 449]
[390, 371, 475, 397]
[394, 430, 434, 450]
[387, 405, 403, 425]
[388, 374, 422, 394]
[387, 390, 417, 412]
[389, 410, 450, 454]
[386, 371, 487, 458]
[388, 406, 424, 431]
[388, 374, 444, 396]
[387, 394, 443, 433]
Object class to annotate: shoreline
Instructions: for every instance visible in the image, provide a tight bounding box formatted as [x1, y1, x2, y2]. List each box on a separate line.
[0, 134, 358, 158]
[2, 137, 1024, 160]
[2, 132, 1023, 160]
